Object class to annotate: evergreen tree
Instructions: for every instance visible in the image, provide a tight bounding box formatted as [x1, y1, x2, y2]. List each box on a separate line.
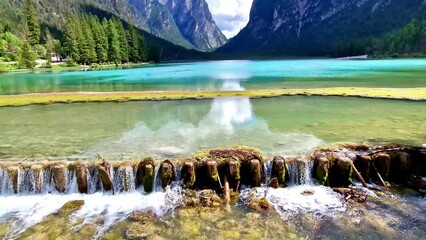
[128, 25, 140, 62]
[44, 30, 54, 67]
[147, 44, 160, 63]
[63, 16, 80, 62]
[24, 0, 40, 46]
[90, 16, 108, 63]
[19, 40, 36, 69]
[138, 34, 147, 62]
[80, 16, 97, 64]
[106, 19, 121, 64]
[114, 19, 129, 63]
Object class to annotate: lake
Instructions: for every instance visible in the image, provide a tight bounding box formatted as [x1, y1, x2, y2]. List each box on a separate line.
[1, 59, 426, 95]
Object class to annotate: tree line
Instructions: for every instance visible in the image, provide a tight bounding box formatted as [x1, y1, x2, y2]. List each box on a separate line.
[334, 20, 426, 58]
[0, 0, 159, 70]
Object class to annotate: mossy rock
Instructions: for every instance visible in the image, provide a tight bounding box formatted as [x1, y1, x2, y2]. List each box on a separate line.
[59, 200, 85, 214]
[248, 197, 274, 215]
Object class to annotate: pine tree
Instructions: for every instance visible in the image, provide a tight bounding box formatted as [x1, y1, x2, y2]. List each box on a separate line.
[63, 16, 80, 62]
[24, 0, 40, 46]
[90, 16, 108, 63]
[138, 34, 147, 62]
[19, 40, 36, 69]
[106, 19, 121, 64]
[80, 16, 97, 64]
[44, 30, 54, 67]
[128, 25, 140, 62]
[115, 19, 129, 63]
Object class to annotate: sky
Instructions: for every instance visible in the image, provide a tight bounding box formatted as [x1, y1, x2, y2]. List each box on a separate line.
[205, 0, 254, 39]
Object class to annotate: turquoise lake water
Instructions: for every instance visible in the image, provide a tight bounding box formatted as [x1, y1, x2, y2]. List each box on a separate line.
[0, 59, 426, 94]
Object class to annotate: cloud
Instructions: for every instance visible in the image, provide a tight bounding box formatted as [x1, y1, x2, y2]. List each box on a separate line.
[206, 0, 254, 38]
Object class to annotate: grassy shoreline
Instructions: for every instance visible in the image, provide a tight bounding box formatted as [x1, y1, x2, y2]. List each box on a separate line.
[0, 87, 425, 107]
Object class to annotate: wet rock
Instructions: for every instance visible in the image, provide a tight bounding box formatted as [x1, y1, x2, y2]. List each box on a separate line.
[271, 156, 287, 187]
[206, 160, 219, 188]
[372, 153, 391, 180]
[59, 200, 85, 214]
[333, 187, 367, 203]
[411, 148, 426, 176]
[136, 157, 155, 193]
[355, 155, 371, 182]
[129, 210, 157, 223]
[76, 165, 88, 194]
[390, 152, 412, 183]
[182, 189, 200, 207]
[301, 189, 315, 196]
[407, 175, 426, 195]
[52, 165, 68, 193]
[228, 159, 241, 191]
[203, 147, 263, 162]
[329, 156, 353, 187]
[159, 160, 176, 189]
[269, 177, 279, 189]
[97, 161, 113, 192]
[6, 166, 19, 194]
[78, 224, 97, 237]
[181, 161, 196, 189]
[314, 157, 330, 186]
[249, 159, 262, 187]
[199, 190, 222, 207]
[248, 197, 274, 215]
[125, 222, 159, 240]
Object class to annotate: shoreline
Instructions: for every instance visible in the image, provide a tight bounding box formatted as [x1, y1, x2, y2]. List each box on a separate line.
[0, 87, 425, 107]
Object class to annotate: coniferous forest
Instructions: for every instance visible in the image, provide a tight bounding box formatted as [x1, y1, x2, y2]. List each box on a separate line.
[0, 0, 168, 70]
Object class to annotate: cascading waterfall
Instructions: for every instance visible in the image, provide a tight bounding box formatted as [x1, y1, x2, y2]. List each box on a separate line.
[286, 157, 314, 185]
[0, 156, 320, 196]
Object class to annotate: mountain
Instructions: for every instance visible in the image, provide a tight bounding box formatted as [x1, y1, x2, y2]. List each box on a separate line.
[161, 0, 227, 50]
[218, 0, 426, 57]
[0, 0, 226, 51]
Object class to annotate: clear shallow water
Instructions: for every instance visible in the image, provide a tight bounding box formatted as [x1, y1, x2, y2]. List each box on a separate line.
[0, 95, 425, 160]
[1, 59, 426, 94]
[0, 185, 424, 239]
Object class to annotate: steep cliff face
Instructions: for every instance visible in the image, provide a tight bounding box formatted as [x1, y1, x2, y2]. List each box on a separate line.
[0, 0, 226, 51]
[162, 0, 227, 50]
[219, 0, 426, 56]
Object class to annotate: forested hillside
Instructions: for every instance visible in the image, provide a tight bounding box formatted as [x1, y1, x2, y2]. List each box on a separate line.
[0, 0, 226, 51]
[0, 0, 207, 70]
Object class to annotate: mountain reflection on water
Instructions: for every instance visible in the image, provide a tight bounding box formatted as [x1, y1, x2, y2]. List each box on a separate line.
[83, 80, 323, 160]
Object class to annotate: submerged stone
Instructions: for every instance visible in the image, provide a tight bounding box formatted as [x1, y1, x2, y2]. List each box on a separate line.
[129, 210, 157, 223]
[248, 197, 274, 215]
[59, 200, 85, 214]
[125, 222, 160, 240]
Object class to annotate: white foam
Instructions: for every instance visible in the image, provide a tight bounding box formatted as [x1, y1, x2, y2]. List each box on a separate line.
[0, 187, 183, 238]
[242, 185, 346, 220]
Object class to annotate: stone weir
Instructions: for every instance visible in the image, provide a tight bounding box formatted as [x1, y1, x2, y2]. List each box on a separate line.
[0, 145, 425, 196]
